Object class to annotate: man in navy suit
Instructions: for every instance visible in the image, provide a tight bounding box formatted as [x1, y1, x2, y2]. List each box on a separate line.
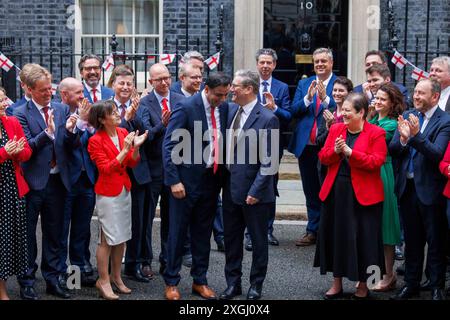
[353, 50, 410, 107]
[138, 63, 185, 275]
[389, 79, 450, 300]
[6, 64, 33, 116]
[171, 63, 203, 97]
[79, 54, 114, 103]
[220, 70, 279, 300]
[289, 48, 337, 246]
[244, 48, 291, 250]
[162, 72, 231, 300]
[58, 77, 97, 287]
[14, 64, 77, 300]
[108, 66, 153, 283]
[170, 50, 205, 95]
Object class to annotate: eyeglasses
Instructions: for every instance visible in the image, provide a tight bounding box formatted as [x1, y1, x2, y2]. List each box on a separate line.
[83, 66, 101, 71]
[152, 76, 171, 83]
[188, 75, 203, 80]
[231, 83, 245, 88]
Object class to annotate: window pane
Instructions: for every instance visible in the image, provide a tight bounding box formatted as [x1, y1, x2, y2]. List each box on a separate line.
[112, 37, 133, 53]
[134, 37, 159, 72]
[135, 0, 159, 34]
[80, 0, 106, 34]
[109, 0, 133, 35]
[81, 37, 106, 54]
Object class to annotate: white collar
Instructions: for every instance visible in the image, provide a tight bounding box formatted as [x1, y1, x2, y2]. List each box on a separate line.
[241, 98, 258, 115]
[260, 76, 272, 86]
[154, 90, 170, 104]
[181, 87, 193, 97]
[83, 81, 100, 93]
[114, 98, 131, 108]
[316, 73, 333, 87]
[423, 104, 439, 119]
[32, 99, 50, 111]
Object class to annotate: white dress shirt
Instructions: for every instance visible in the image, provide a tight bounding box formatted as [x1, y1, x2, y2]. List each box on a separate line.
[201, 90, 221, 167]
[83, 82, 102, 103]
[438, 86, 450, 111]
[154, 91, 171, 111]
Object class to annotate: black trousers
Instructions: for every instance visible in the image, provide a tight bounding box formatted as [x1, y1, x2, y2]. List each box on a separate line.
[400, 179, 447, 289]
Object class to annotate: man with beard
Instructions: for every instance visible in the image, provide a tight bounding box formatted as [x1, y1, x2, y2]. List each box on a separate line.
[79, 54, 114, 103]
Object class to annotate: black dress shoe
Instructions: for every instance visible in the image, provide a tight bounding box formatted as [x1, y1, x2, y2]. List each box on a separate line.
[268, 234, 279, 246]
[81, 272, 97, 287]
[390, 286, 419, 300]
[182, 254, 192, 268]
[20, 286, 39, 300]
[245, 239, 253, 251]
[431, 288, 444, 300]
[247, 285, 262, 300]
[351, 291, 370, 300]
[420, 279, 431, 291]
[324, 289, 343, 300]
[216, 239, 225, 252]
[46, 283, 71, 299]
[125, 266, 150, 283]
[219, 285, 242, 300]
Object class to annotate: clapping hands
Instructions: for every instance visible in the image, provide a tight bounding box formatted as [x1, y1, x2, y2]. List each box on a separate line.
[4, 136, 26, 156]
[334, 135, 352, 157]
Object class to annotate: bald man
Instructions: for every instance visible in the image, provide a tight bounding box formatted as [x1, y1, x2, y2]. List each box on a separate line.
[58, 77, 97, 287]
[138, 63, 185, 275]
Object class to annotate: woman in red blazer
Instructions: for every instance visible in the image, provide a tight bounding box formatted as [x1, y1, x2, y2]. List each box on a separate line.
[314, 93, 387, 300]
[87, 100, 147, 300]
[0, 87, 32, 300]
[439, 141, 450, 229]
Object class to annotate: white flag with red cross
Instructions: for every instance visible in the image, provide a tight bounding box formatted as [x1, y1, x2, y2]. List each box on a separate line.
[391, 50, 408, 70]
[411, 67, 430, 81]
[160, 54, 176, 65]
[0, 53, 15, 72]
[102, 54, 115, 71]
[205, 52, 220, 70]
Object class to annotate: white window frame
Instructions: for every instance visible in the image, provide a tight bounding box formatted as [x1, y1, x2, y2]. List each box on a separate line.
[74, 0, 163, 89]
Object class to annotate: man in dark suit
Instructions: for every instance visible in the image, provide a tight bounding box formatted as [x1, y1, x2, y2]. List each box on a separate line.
[6, 64, 33, 116]
[389, 79, 450, 300]
[58, 77, 97, 287]
[162, 72, 231, 300]
[430, 56, 450, 112]
[170, 50, 205, 95]
[14, 64, 77, 300]
[419, 56, 450, 291]
[79, 54, 114, 103]
[244, 48, 291, 251]
[353, 50, 410, 107]
[138, 63, 185, 276]
[220, 70, 279, 300]
[288, 48, 337, 246]
[171, 63, 203, 97]
[109, 66, 153, 283]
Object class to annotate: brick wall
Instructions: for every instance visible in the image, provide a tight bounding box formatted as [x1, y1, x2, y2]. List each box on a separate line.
[163, 0, 234, 76]
[379, 0, 450, 92]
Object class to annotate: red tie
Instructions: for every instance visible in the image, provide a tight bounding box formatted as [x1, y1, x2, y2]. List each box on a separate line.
[92, 88, 98, 102]
[210, 106, 219, 174]
[161, 98, 169, 112]
[42, 106, 49, 124]
[309, 94, 321, 144]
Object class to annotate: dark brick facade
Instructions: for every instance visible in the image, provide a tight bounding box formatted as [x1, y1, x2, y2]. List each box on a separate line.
[163, 0, 234, 76]
[379, 0, 450, 91]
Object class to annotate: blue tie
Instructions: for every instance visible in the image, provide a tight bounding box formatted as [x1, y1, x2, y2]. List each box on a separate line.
[407, 112, 424, 174]
[261, 81, 269, 105]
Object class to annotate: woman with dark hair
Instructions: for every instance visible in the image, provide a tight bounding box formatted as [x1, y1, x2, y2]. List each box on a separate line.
[368, 82, 405, 292]
[317, 76, 354, 148]
[0, 87, 32, 300]
[87, 100, 147, 300]
[314, 93, 387, 300]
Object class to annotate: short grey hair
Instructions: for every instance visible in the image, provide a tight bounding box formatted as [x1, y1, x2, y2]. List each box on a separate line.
[234, 69, 259, 95]
[182, 50, 204, 63]
[418, 78, 441, 95]
[255, 48, 278, 62]
[431, 56, 450, 73]
[313, 48, 333, 61]
[179, 63, 200, 77]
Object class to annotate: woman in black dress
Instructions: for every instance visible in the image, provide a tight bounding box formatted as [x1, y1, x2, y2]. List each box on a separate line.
[314, 93, 387, 299]
[0, 87, 32, 300]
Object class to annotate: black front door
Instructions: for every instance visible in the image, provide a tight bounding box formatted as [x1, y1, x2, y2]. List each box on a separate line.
[264, 0, 349, 97]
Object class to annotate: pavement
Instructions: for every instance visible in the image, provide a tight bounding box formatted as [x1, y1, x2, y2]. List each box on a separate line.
[6, 218, 448, 301]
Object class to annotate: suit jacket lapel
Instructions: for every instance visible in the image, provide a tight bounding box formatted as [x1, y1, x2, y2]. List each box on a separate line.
[99, 129, 120, 156]
[28, 100, 47, 131]
[227, 103, 239, 128]
[236, 103, 260, 146]
[445, 96, 450, 113]
[194, 95, 208, 135]
[83, 85, 93, 104]
[149, 92, 162, 121]
[422, 108, 441, 137]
